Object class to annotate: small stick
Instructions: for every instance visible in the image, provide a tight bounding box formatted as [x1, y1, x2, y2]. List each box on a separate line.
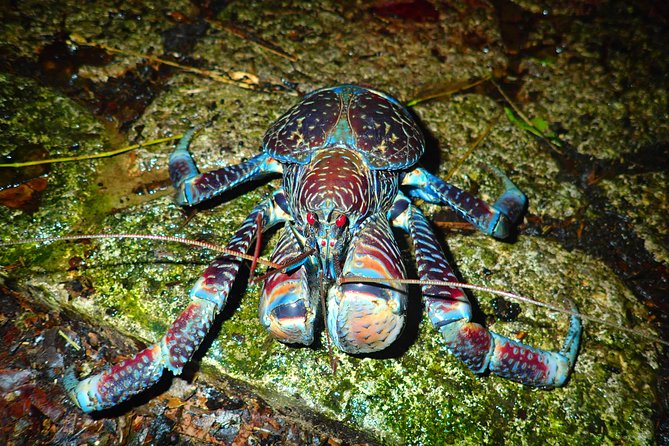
[0, 135, 182, 168]
[68, 34, 259, 91]
[58, 329, 81, 351]
[406, 75, 491, 107]
[207, 19, 298, 62]
[444, 112, 501, 181]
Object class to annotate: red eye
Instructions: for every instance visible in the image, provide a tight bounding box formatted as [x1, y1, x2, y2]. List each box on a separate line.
[335, 214, 347, 227]
[306, 212, 316, 225]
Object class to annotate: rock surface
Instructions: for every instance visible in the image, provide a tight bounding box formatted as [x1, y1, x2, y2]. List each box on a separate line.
[1, 1, 667, 445]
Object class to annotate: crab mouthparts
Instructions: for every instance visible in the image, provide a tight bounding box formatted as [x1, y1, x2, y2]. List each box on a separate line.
[315, 235, 340, 280]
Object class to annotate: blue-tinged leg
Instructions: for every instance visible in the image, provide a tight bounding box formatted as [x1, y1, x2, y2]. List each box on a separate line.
[391, 194, 580, 386]
[401, 166, 527, 239]
[65, 192, 289, 412]
[327, 214, 408, 354]
[259, 224, 320, 345]
[169, 129, 282, 206]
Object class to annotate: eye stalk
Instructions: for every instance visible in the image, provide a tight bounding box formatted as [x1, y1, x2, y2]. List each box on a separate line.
[306, 212, 317, 225]
[335, 214, 347, 228]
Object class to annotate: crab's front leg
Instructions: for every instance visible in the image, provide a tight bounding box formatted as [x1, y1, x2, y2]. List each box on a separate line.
[65, 195, 286, 412]
[391, 195, 581, 386]
[66, 130, 290, 411]
[169, 128, 282, 206]
[327, 214, 408, 353]
[402, 167, 526, 239]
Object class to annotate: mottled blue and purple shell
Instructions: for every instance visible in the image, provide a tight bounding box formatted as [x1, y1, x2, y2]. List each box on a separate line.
[263, 85, 425, 170]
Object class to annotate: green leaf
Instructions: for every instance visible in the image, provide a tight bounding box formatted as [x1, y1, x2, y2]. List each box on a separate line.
[504, 107, 562, 147]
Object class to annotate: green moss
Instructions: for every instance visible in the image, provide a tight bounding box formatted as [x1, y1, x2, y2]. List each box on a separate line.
[0, 73, 107, 272]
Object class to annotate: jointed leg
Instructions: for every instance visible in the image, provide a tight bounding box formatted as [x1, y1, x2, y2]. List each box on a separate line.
[402, 166, 526, 239]
[392, 195, 580, 386]
[169, 129, 282, 206]
[65, 194, 287, 412]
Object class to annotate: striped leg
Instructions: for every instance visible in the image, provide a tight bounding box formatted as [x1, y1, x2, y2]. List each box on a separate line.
[392, 196, 581, 387]
[327, 214, 408, 354]
[402, 167, 527, 239]
[259, 225, 320, 345]
[65, 195, 286, 412]
[169, 129, 282, 206]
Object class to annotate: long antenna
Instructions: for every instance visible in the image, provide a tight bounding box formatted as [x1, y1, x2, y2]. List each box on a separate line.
[1, 234, 283, 269]
[338, 276, 669, 347]
[6, 235, 665, 347]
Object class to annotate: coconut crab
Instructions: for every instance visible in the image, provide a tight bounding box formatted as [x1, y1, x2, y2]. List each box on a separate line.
[65, 84, 581, 412]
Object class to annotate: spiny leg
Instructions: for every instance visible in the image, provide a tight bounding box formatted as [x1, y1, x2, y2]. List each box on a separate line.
[65, 194, 287, 412]
[328, 214, 408, 354]
[402, 166, 527, 239]
[391, 195, 581, 386]
[169, 129, 282, 206]
[259, 224, 320, 345]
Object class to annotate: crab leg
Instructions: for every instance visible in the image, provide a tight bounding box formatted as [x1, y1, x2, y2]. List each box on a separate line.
[391, 195, 581, 387]
[65, 192, 288, 412]
[401, 167, 526, 239]
[169, 129, 282, 206]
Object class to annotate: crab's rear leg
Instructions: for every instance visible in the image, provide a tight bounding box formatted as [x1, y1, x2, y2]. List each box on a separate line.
[169, 128, 282, 206]
[65, 193, 287, 412]
[391, 195, 581, 387]
[402, 166, 526, 239]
